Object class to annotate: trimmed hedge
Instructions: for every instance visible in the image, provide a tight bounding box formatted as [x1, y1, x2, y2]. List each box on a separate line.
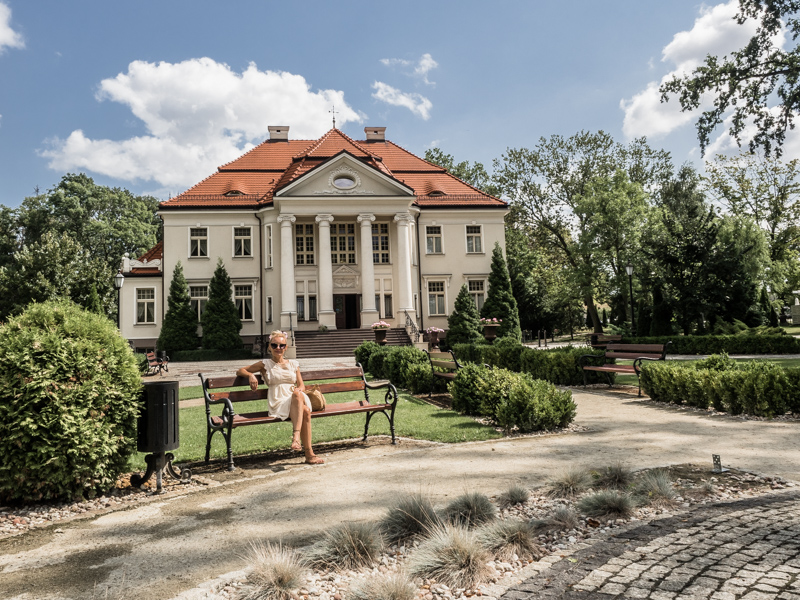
[0, 301, 142, 501]
[622, 335, 800, 355]
[354, 342, 448, 394]
[171, 348, 258, 362]
[449, 364, 576, 432]
[640, 355, 800, 417]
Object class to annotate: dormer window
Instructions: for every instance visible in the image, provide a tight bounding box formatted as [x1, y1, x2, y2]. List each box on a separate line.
[333, 175, 356, 190]
[428, 190, 445, 196]
[224, 190, 244, 196]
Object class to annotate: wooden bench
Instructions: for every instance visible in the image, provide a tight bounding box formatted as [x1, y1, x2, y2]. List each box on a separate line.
[199, 364, 398, 470]
[580, 342, 671, 396]
[583, 333, 623, 349]
[426, 350, 462, 397]
[144, 351, 169, 376]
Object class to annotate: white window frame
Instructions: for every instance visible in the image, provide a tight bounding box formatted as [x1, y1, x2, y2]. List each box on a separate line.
[234, 284, 254, 321]
[189, 227, 208, 258]
[426, 225, 443, 254]
[465, 224, 483, 254]
[427, 280, 447, 316]
[233, 226, 253, 258]
[330, 222, 357, 265]
[468, 279, 486, 311]
[372, 222, 391, 264]
[136, 287, 157, 324]
[295, 223, 315, 265]
[265, 224, 273, 269]
[266, 296, 273, 323]
[189, 284, 209, 320]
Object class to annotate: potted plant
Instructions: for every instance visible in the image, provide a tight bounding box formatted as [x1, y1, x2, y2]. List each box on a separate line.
[372, 320, 391, 344]
[480, 317, 502, 343]
[425, 326, 445, 349]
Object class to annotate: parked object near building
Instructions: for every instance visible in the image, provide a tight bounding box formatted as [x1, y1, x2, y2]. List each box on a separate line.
[119, 127, 508, 354]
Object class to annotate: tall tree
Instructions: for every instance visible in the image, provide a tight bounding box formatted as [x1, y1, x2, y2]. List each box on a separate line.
[481, 243, 521, 341]
[660, 0, 800, 156]
[201, 259, 242, 350]
[446, 284, 483, 345]
[424, 148, 501, 196]
[158, 261, 199, 354]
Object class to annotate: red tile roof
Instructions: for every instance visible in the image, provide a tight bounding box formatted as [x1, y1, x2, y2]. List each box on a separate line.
[130, 241, 163, 275]
[161, 129, 506, 210]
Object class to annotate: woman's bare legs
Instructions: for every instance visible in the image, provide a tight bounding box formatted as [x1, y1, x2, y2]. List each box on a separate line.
[289, 390, 324, 464]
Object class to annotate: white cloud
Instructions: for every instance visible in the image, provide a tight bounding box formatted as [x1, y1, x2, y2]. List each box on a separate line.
[371, 82, 432, 119]
[40, 58, 362, 189]
[621, 1, 777, 139]
[379, 53, 438, 84]
[0, 2, 24, 54]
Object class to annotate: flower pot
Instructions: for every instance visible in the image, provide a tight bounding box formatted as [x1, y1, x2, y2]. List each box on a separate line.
[428, 330, 440, 350]
[483, 324, 500, 343]
[374, 328, 388, 345]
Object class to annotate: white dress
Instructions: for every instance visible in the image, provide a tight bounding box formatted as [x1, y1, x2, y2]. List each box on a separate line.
[261, 358, 311, 421]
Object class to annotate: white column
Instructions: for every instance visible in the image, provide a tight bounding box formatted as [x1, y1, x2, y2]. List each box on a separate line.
[278, 214, 296, 334]
[394, 212, 415, 322]
[358, 213, 379, 327]
[315, 214, 336, 329]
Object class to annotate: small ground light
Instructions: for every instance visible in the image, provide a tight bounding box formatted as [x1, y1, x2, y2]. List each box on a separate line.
[712, 454, 729, 473]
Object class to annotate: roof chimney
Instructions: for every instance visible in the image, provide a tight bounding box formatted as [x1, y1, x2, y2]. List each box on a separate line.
[364, 126, 386, 141]
[268, 126, 289, 141]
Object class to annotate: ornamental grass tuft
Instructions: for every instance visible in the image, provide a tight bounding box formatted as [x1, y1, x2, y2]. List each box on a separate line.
[592, 463, 634, 490]
[307, 521, 383, 571]
[408, 524, 492, 589]
[478, 519, 544, 561]
[443, 491, 497, 528]
[577, 490, 635, 519]
[238, 542, 307, 600]
[546, 468, 592, 498]
[497, 484, 530, 508]
[530, 506, 580, 533]
[348, 572, 417, 600]
[635, 469, 676, 506]
[380, 492, 442, 543]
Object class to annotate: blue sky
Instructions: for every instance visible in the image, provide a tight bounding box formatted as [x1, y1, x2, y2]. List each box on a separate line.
[0, 1, 776, 207]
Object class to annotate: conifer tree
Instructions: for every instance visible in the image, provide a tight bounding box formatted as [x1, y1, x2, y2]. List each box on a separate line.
[157, 261, 199, 353]
[446, 284, 483, 345]
[201, 259, 242, 350]
[480, 242, 522, 341]
[87, 284, 103, 315]
[649, 285, 673, 336]
[602, 308, 608, 327]
[760, 287, 778, 327]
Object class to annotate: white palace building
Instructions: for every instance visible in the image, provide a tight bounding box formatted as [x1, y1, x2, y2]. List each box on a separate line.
[119, 126, 508, 354]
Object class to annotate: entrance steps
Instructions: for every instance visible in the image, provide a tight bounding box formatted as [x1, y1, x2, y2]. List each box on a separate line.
[294, 328, 411, 359]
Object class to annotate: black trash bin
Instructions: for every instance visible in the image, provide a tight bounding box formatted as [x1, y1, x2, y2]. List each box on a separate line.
[137, 380, 179, 453]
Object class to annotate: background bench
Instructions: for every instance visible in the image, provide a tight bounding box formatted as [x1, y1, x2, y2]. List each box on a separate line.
[580, 342, 671, 396]
[583, 333, 623, 349]
[426, 350, 461, 397]
[199, 364, 398, 470]
[144, 351, 169, 376]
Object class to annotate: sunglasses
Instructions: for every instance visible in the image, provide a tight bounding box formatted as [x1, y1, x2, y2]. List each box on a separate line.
[270, 343, 287, 349]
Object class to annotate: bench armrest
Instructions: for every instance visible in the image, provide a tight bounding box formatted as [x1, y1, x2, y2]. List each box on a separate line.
[579, 353, 606, 367]
[199, 373, 237, 420]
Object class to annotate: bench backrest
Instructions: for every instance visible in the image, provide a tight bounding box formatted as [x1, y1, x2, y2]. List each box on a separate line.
[605, 343, 669, 360]
[201, 365, 369, 405]
[427, 350, 459, 371]
[146, 352, 159, 366]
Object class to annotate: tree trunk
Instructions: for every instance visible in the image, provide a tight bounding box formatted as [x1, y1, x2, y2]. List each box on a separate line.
[585, 297, 603, 333]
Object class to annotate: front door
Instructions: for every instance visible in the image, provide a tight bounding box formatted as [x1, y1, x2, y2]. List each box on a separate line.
[334, 294, 361, 329]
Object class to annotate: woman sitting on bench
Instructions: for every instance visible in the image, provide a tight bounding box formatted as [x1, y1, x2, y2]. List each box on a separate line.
[236, 330, 325, 465]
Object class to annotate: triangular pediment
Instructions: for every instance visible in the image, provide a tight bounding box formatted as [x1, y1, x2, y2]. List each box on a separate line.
[275, 153, 413, 198]
[333, 264, 359, 276]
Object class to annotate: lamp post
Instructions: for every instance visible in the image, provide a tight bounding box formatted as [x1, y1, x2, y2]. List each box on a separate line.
[625, 262, 636, 336]
[114, 270, 125, 330]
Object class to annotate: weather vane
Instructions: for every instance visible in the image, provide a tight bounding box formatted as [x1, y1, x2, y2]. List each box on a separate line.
[329, 105, 338, 129]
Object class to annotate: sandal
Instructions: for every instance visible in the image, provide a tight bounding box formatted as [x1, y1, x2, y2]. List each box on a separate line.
[291, 432, 302, 452]
[305, 455, 325, 465]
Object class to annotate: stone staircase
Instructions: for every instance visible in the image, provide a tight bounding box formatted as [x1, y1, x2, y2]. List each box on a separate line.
[294, 328, 411, 359]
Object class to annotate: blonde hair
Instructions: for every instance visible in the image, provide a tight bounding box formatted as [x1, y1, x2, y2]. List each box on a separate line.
[268, 330, 288, 342]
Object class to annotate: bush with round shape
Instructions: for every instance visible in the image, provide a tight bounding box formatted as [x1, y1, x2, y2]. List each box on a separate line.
[348, 572, 416, 600]
[443, 491, 497, 528]
[239, 541, 307, 600]
[307, 521, 383, 571]
[408, 524, 492, 589]
[0, 300, 142, 501]
[367, 346, 392, 379]
[354, 341, 381, 371]
[477, 519, 544, 561]
[495, 377, 576, 432]
[381, 492, 442, 543]
[449, 363, 491, 415]
[404, 362, 439, 394]
[385, 346, 428, 389]
[497, 484, 529, 507]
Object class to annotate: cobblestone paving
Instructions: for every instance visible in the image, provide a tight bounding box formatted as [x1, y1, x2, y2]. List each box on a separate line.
[501, 491, 800, 600]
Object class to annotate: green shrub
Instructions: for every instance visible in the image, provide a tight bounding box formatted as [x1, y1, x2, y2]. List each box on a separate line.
[623, 334, 800, 354]
[495, 378, 576, 432]
[786, 368, 800, 413]
[0, 301, 142, 501]
[520, 346, 607, 386]
[354, 341, 382, 371]
[171, 348, 258, 362]
[367, 346, 392, 379]
[385, 346, 428, 389]
[449, 363, 490, 415]
[405, 362, 434, 394]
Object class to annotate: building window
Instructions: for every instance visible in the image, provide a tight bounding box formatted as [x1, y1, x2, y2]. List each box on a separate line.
[190, 285, 208, 320]
[295, 224, 315, 265]
[265, 224, 273, 269]
[426, 226, 443, 254]
[331, 223, 356, 264]
[235, 285, 253, 320]
[466, 225, 483, 253]
[372, 223, 390, 263]
[384, 294, 393, 317]
[468, 280, 485, 311]
[296, 295, 305, 321]
[266, 296, 273, 323]
[234, 226, 252, 257]
[190, 227, 208, 258]
[428, 281, 446, 315]
[375, 294, 381, 313]
[136, 288, 156, 324]
[309, 296, 317, 321]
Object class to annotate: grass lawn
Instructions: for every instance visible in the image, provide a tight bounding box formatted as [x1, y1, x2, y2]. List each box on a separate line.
[613, 356, 800, 386]
[782, 324, 800, 336]
[166, 386, 502, 465]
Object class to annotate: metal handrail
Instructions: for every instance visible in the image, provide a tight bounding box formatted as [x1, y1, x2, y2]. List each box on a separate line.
[287, 311, 295, 345]
[404, 310, 420, 342]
